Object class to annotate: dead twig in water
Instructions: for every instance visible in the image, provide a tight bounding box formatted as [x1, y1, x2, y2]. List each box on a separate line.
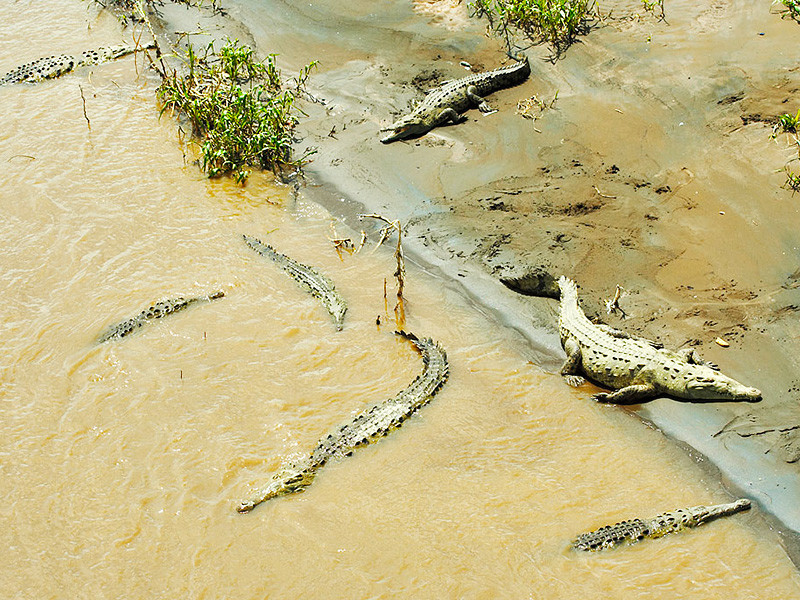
[359, 213, 406, 329]
[135, 0, 167, 78]
[329, 222, 355, 257]
[79, 85, 91, 129]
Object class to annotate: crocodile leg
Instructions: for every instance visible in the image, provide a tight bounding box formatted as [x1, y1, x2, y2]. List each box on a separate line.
[678, 348, 719, 371]
[593, 383, 657, 404]
[434, 107, 467, 125]
[465, 85, 494, 113]
[594, 324, 663, 349]
[560, 337, 586, 387]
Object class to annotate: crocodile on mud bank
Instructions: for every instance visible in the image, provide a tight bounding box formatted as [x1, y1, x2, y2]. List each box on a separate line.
[0, 43, 155, 85]
[97, 291, 225, 343]
[380, 54, 531, 143]
[243, 234, 347, 330]
[572, 499, 752, 551]
[503, 274, 761, 404]
[237, 331, 449, 512]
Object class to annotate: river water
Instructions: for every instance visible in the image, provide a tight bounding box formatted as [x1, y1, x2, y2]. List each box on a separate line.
[1, 1, 800, 598]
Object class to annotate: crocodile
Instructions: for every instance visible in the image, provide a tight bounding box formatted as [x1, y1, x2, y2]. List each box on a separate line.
[0, 43, 155, 86]
[503, 273, 761, 403]
[380, 54, 531, 143]
[572, 499, 751, 551]
[237, 331, 448, 512]
[243, 234, 347, 331]
[97, 291, 225, 343]
[554, 276, 761, 403]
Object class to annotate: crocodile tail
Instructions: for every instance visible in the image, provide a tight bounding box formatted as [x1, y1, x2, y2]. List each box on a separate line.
[506, 50, 528, 65]
[557, 276, 578, 301]
[501, 269, 559, 299]
[395, 330, 419, 343]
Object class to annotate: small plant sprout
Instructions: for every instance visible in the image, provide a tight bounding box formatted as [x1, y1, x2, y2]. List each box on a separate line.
[640, 0, 665, 20]
[784, 166, 800, 193]
[772, 108, 800, 137]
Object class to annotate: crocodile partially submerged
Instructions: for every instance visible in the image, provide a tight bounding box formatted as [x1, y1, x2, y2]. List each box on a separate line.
[243, 234, 347, 330]
[0, 43, 155, 86]
[237, 331, 448, 512]
[572, 499, 751, 551]
[97, 291, 225, 343]
[380, 54, 531, 143]
[503, 274, 761, 403]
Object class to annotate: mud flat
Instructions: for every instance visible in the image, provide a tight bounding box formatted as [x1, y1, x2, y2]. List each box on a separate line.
[209, 0, 800, 548]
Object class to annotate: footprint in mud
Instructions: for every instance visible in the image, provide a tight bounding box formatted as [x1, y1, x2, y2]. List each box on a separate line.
[692, 0, 734, 34]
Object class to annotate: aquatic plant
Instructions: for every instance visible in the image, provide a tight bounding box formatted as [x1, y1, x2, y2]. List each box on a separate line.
[157, 39, 317, 182]
[469, 0, 596, 58]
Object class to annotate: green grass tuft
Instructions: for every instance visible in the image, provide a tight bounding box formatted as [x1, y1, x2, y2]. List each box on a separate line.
[157, 39, 317, 183]
[469, 0, 596, 57]
[784, 166, 800, 193]
[773, 109, 800, 137]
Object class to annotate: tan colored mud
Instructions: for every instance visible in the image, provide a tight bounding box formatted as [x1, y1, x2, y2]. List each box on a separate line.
[412, 0, 472, 31]
[2, 0, 800, 597]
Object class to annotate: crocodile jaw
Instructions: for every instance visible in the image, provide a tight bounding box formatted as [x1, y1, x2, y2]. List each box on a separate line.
[683, 371, 761, 402]
[380, 118, 432, 143]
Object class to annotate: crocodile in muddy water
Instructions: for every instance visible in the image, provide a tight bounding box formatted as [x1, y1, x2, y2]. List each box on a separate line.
[572, 499, 752, 552]
[0, 43, 155, 85]
[237, 331, 448, 512]
[97, 290, 225, 343]
[504, 274, 761, 404]
[380, 54, 530, 143]
[243, 233, 347, 330]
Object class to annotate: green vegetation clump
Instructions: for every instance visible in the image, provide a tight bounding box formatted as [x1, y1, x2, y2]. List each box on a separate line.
[773, 0, 800, 20]
[157, 40, 316, 183]
[469, 0, 596, 56]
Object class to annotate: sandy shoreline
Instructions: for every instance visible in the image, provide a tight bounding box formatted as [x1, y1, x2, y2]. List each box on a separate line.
[144, 0, 800, 556]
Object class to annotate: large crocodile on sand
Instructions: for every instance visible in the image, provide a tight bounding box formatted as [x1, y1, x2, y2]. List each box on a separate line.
[243, 234, 347, 330]
[97, 290, 225, 343]
[237, 331, 448, 512]
[380, 54, 530, 143]
[572, 499, 751, 551]
[0, 43, 155, 85]
[503, 274, 761, 404]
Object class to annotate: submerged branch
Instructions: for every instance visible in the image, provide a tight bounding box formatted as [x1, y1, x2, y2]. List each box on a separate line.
[359, 214, 407, 329]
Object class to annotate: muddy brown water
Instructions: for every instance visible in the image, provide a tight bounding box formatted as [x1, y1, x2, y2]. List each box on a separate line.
[2, 1, 800, 598]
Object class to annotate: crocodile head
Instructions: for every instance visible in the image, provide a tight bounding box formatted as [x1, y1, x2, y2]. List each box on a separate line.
[380, 115, 432, 144]
[682, 368, 761, 402]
